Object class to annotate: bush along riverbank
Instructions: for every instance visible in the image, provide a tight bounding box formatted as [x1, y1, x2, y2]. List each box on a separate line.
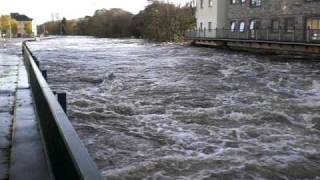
[37, 1, 196, 42]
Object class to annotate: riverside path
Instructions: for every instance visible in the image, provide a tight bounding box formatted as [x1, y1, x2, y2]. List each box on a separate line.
[0, 41, 52, 180]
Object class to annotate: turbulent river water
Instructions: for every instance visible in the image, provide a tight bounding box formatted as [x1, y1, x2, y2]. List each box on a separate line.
[27, 36, 320, 180]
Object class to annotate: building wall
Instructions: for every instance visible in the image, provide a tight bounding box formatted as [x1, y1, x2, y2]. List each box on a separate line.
[227, 0, 320, 41]
[16, 21, 32, 37]
[196, 0, 227, 30]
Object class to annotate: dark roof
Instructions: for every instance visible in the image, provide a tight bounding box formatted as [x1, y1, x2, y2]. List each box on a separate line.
[10, 13, 33, 21]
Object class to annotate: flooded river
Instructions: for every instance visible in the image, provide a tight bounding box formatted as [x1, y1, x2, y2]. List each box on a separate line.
[27, 36, 320, 180]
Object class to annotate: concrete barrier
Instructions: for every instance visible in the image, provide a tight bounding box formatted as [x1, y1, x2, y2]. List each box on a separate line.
[22, 41, 103, 180]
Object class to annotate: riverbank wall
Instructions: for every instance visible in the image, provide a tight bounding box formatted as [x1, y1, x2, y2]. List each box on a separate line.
[190, 39, 320, 58]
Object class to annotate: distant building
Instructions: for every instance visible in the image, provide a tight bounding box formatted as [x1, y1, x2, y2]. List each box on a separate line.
[228, 0, 320, 42]
[10, 13, 33, 37]
[195, 0, 227, 37]
[194, 0, 320, 42]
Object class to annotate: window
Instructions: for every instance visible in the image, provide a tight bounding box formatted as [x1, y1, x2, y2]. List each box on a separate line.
[284, 18, 295, 33]
[271, 19, 280, 32]
[208, 22, 212, 31]
[230, 21, 237, 32]
[200, 0, 204, 8]
[200, 22, 203, 31]
[249, 20, 258, 30]
[191, 0, 196, 7]
[249, 20, 260, 38]
[241, 0, 246, 3]
[231, 0, 237, 4]
[250, 0, 261, 7]
[209, 0, 213, 7]
[307, 18, 320, 30]
[239, 21, 246, 32]
[307, 18, 320, 41]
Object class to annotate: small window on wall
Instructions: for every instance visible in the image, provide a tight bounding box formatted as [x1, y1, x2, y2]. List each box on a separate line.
[200, 0, 204, 8]
[209, 0, 213, 7]
[231, 0, 237, 4]
[307, 18, 320, 41]
[230, 21, 237, 32]
[241, 0, 246, 3]
[249, 20, 256, 30]
[208, 22, 212, 31]
[284, 18, 295, 33]
[200, 22, 203, 31]
[307, 18, 320, 30]
[271, 19, 280, 32]
[239, 21, 246, 32]
[251, 0, 261, 7]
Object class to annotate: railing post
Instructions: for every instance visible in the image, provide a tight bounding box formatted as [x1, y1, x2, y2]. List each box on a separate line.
[41, 70, 47, 81]
[267, 29, 269, 41]
[204, 28, 206, 38]
[57, 92, 67, 113]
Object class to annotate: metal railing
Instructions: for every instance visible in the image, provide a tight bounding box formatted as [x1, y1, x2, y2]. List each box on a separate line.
[186, 28, 320, 43]
[22, 41, 103, 180]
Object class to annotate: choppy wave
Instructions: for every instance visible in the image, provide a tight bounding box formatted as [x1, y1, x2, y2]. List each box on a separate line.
[28, 37, 320, 180]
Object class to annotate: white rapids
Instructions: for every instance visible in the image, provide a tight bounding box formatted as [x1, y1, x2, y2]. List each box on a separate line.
[27, 36, 320, 180]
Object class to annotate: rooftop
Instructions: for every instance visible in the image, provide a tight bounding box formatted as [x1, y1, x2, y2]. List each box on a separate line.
[10, 13, 33, 21]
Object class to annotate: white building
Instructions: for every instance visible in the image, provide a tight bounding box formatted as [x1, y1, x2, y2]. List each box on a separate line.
[11, 13, 33, 37]
[195, 0, 227, 37]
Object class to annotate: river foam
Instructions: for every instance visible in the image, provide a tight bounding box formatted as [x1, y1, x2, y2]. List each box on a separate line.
[28, 37, 320, 180]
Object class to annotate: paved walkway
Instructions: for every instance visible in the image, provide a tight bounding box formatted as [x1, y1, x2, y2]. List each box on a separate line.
[0, 53, 19, 180]
[0, 43, 52, 180]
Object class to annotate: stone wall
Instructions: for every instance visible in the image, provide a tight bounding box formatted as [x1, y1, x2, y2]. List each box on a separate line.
[227, 0, 320, 41]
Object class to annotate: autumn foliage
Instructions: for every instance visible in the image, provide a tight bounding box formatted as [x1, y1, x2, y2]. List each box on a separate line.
[37, 1, 195, 42]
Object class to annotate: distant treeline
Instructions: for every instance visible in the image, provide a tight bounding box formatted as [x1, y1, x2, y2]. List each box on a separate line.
[37, 1, 196, 42]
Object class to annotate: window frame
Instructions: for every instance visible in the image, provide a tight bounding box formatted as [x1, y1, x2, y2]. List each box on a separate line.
[209, 0, 213, 7]
[249, 19, 260, 30]
[284, 17, 295, 33]
[208, 22, 212, 31]
[239, 21, 246, 32]
[200, 0, 204, 8]
[250, 0, 261, 7]
[230, 21, 237, 32]
[271, 18, 280, 33]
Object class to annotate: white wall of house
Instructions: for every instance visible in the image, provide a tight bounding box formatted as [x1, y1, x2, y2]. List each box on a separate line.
[16, 21, 33, 37]
[216, 0, 227, 29]
[195, 0, 227, 37]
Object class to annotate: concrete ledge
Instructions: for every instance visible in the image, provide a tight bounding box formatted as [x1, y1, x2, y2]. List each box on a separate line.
[193, 39, 320, 56]
[10, 60, 52, 180]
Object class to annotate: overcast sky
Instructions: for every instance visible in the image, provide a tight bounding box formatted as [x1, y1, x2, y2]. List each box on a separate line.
[0, 0, 189, 24]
